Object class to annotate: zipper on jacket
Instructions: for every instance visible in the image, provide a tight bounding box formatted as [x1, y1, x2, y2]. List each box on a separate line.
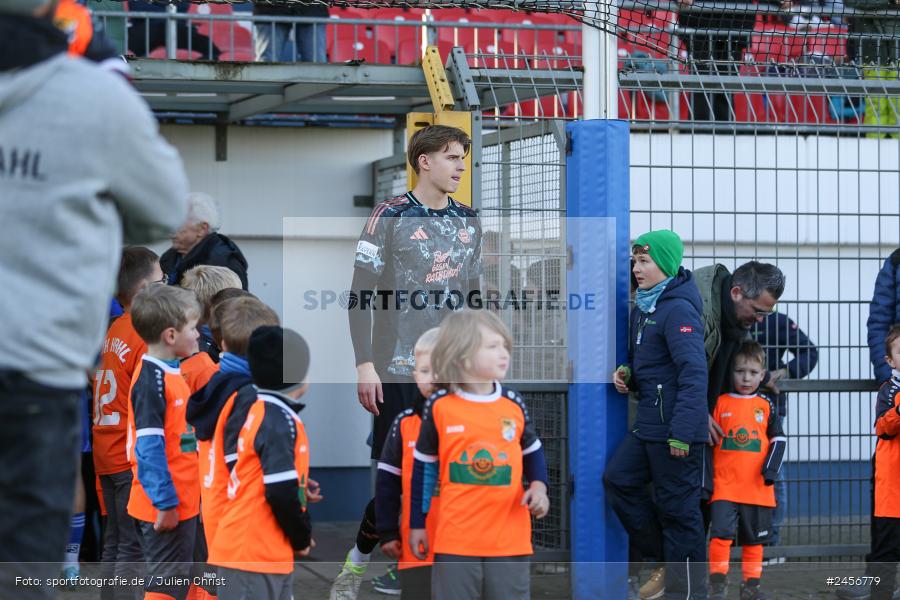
[656, 384, 665, 423]
[636, 314, 649, 346]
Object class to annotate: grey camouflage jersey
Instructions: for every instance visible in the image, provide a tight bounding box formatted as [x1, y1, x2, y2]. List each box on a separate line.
[354, 192, 482, 376]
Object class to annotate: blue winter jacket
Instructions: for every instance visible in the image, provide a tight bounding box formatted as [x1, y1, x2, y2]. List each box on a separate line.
[867, 249, 900, 384]
[627, 268, 709, 443]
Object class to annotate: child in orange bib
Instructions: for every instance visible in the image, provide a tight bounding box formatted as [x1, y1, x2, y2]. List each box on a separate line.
[409, 310, 549, 600]
[376, 327, 441, 598]
[850, 325, 900, 600]
[125, 284, 202, 600]
[708, 340, 786, 600]
[209, 326, 319, 600]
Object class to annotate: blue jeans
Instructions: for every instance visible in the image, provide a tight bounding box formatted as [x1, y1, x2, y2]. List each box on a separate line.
[770, 416, 788, 545]
[255, 22, 327, 63]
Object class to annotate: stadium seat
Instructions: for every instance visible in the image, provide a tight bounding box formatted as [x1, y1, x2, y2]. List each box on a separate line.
[436, 13, 496, 59]
[747, 25, 790, 64]
[733, 92, 770, 123]
[147, 47, 202, 60]
[395, 38, 423, 65]
[368, 9, 420, 62]
[191, 3, 253, 61]
[328, 33, 391, 63]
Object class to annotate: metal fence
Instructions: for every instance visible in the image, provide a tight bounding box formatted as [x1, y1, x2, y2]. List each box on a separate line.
[480, 120, 570, 564]
[624, 12, 899, 556]
[369, 37, 900, 560]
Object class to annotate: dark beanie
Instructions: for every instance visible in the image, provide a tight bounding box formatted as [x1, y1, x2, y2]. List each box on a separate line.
[248, 326, 310, 391]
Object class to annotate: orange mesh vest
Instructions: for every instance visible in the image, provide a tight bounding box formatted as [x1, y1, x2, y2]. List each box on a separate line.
[209, 394, 310, 574]
[93, 313, 146, 475]
[711, 393, 776, 507]
[126, 356, 200, 523]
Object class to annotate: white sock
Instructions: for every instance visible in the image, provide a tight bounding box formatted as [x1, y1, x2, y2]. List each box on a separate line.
[349, 545, 370, 567]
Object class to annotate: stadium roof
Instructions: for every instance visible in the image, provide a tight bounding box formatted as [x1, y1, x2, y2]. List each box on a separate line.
[129, 56, 583, 120]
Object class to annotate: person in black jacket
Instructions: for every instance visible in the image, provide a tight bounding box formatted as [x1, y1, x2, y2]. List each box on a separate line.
[604, 230, 709, 600]
[254, 0, 328, 62]
[126, 1, 220, 60]
[161, 192, 249, 290]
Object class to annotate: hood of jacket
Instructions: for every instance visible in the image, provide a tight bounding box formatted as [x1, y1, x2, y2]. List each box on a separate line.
[692, 263, 732, 366]
[656, 267, 703, 314]
[186, 370, 254, 441]
[0, 16, 66, 75]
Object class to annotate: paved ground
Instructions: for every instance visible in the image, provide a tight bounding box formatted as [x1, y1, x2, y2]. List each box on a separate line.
[52, 522, 880, 599]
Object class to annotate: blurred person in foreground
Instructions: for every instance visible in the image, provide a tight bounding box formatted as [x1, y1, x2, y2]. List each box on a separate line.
[0, 0, 188, 596]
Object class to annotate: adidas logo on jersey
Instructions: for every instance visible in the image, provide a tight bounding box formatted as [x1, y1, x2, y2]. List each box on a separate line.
[410, 226, 429, 240]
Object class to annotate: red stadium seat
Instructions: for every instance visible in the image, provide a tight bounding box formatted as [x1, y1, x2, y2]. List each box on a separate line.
[395, 38, 423, 65]
[436, 13, 497, 59]
[148, 47, 202, 60]
[365, 9, 420, 62]
[328, 33, 391, 63]
[188, 3, 256, 61]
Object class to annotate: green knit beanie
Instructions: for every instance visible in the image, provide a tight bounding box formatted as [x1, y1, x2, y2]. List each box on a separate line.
[633, 230, 684, 278]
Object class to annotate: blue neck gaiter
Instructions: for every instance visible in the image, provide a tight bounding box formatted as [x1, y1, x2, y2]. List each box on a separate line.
[219, 352, 250, 376]
[635, 277, 673, 314]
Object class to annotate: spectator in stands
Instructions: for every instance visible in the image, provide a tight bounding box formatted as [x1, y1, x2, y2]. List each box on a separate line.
[161, 192, 249, 290]
[253, 2, 328, 63]
[846, 0, 900, 136]
[753, 311, 818, 549]
[868, 248, 900, 384]
[127, 0, 220, 60]
[0, 1, 188, 597]
[678, 0, 760, 121]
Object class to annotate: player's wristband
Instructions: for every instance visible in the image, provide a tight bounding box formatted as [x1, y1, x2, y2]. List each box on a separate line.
[668, 439, 689, 452]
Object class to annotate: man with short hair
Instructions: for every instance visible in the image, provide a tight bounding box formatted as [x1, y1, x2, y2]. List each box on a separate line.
[331, 125, 483, 600]
[160, 192, 249, 290]
[0, 1, 188, 596]
[695, 261, 787, 412]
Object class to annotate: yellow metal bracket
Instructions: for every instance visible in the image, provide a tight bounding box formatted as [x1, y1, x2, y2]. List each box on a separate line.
[421, 45, 456, 113]
[406, 46, 474, 206]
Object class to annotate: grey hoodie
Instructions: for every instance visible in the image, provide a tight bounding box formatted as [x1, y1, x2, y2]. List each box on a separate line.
[0, 54, 188, 388]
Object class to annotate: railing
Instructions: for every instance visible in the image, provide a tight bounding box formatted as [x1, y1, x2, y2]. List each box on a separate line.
[94, 10, 582, 64]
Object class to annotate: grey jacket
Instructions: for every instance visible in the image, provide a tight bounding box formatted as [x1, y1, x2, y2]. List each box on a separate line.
[0, 54, 188, 388]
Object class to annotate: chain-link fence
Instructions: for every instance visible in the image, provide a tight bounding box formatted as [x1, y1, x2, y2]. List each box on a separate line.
[626, 63, 899, 560]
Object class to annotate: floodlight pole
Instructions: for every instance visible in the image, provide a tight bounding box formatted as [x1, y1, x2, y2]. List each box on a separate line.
[582, 0, 618, 120]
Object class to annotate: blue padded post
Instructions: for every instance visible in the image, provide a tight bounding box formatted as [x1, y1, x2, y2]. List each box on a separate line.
[565, 120, 630, 599]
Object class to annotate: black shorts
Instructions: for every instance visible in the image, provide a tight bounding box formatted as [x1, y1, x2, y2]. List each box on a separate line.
[709, 500, 773, 546]
[372, 373, 419, 459]
[400, 565, 433, 600]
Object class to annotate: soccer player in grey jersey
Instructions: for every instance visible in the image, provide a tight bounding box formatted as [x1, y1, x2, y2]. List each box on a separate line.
[329, 125, 482, 600]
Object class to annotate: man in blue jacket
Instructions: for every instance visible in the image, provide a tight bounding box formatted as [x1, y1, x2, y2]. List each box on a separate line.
[868, 249, 900, 385]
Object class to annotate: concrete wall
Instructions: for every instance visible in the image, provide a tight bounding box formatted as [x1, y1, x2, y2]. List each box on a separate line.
[161, 123, 393, 478]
